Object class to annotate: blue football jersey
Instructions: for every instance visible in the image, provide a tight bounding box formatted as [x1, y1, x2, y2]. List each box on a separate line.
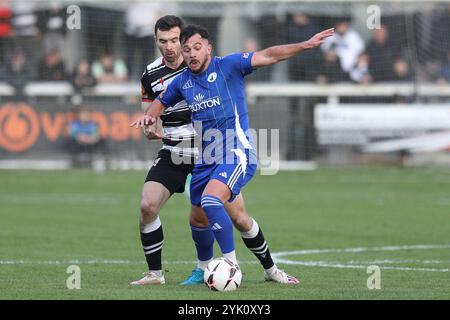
[157, 52, 256, 164]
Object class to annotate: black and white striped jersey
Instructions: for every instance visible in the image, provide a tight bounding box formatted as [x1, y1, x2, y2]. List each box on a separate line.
[141, 57, 197, 157]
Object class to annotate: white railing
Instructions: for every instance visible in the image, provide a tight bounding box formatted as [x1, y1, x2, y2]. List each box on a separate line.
[93, 83, 140, 96]
[246, 82, 450, 104]
[24, 82, 74, 96]
[0, 83, 15, 96]
[2, 81, 450, 103]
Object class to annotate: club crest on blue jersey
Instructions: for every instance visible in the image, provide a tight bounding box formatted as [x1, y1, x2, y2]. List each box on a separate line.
[207, 72, 217, 83]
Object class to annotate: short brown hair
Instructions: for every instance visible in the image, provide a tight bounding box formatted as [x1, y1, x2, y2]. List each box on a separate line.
[154, 15, 184, 36]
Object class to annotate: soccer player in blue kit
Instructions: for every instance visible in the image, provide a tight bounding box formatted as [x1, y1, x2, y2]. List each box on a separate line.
[132, 24, 334, 284]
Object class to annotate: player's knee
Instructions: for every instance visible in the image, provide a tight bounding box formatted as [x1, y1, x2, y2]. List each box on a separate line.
[232, 214, 253, 232]
[189, 207, 209, 228]
[140, 199, 159, 221]
[189, 214, 209, 228]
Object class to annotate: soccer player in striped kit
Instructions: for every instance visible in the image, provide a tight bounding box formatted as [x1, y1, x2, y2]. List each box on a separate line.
[131, 17, 318, 286]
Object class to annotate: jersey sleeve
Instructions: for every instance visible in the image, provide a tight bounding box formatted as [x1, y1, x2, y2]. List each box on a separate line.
[222, 52, 255, 77]
[140, 71, 156, 102]
[156, 74, 184, 108]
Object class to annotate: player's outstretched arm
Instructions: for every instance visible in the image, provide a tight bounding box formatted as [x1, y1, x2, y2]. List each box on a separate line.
[251, 28, 334, 69]
[139, 99, 164, 140]
[130, 99, 165, 129]
[141, 118, 163, 140]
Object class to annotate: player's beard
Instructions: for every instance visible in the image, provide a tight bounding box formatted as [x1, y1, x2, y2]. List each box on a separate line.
[190, 56, 209, 74]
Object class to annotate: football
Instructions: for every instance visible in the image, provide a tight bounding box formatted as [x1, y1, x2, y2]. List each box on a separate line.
[204, 257, 242, 292]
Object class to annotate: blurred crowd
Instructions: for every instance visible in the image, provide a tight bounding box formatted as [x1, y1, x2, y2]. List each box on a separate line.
[280, 9, 450, 85]
[0, 2, 157, 94]
[1, 2, 450, 94]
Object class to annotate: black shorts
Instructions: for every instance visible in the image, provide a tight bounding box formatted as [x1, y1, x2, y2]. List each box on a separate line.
[145, 149, 195, 194]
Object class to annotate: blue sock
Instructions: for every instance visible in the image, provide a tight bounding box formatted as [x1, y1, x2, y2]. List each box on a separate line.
[201, 195, 235, 254]
[190, 224, 214, 262]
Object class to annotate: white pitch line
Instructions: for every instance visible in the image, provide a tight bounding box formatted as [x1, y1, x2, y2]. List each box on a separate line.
[272, 259, 450, 273]
[2, 244, 449, 272]
[346, 259, 449, 265]
[271, 244, 450, 257]
[1, 259, 447, 272]
[271, 243, 450, 273]
[0, 260, 259, 265]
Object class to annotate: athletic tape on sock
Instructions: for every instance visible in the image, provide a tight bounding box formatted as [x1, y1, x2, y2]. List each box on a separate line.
[140, 217, 162, 233]
[241, 218, 259, 239]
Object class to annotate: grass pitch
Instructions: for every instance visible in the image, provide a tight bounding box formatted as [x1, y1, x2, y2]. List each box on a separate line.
[0, 166, 449, 299]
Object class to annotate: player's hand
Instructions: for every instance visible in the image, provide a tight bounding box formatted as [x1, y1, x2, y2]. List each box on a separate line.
[143, 125, 163, 140]
[130, 114, 156, 128]
[304, 28, 335, 49]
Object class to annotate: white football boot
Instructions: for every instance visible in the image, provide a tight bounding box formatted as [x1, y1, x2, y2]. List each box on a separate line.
[130, 271, 165, 285]
[264, 268, 300, 284]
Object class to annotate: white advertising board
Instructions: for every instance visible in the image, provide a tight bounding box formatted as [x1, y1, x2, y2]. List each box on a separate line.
[315, 104, 450, 149]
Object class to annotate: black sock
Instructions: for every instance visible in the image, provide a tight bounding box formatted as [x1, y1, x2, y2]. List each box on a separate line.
[140, 225, 164, 271]
[242, 227, 275, 270]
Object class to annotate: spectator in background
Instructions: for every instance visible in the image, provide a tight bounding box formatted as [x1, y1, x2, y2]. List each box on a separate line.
[242, 37, 271, 82]
[66, 106, 104, 167]
[123, 2, 162, 79]
[392, 57, 413, 82]
[366, 24, 397, 82]
[391, 57, 414, 104]
[418, 59, 442, 83]
[315, 48, 350, 84]
[350, 52, 372, 84]
[415, 3, 450, 66]
[414, 4, 450, 83]
[436, 51, 450, 84]
[321, 17, 365, 75]
[92, 52, 128, 84]
[38, 2, 66, 55]
[72, 59, 96, 93]
[0, 49, 34, 93]
[38, 49, 66, 81]
[284, 12, 321, 81]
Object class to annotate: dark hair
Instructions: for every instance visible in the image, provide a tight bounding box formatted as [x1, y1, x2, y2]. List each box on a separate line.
[154, 15, 184, 36]
[180, 24, 209, 45]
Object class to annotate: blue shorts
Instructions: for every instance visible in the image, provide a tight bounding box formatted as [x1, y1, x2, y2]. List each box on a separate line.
[190, 160, 257, 207]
